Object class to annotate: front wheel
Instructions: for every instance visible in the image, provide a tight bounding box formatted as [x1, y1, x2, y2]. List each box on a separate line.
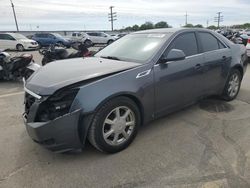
[16, 44, 24, 51]
[221, 69, 242, 101]
[107, 40, 114, 45]
[23, 68, 34, 80]
[88, 97, 140, 153]
[41, 57, 50, 66]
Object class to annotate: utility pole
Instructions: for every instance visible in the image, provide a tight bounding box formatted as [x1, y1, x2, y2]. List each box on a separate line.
[10, 0, 19, 31]
[214, 12, 223, 29]
[184, 12, 188, 25]
[108, 6, 117, 31]
[206, 20, 209, 28]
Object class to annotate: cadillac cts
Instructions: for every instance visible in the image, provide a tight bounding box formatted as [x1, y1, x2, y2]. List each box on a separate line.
[23, 28, 248, 153]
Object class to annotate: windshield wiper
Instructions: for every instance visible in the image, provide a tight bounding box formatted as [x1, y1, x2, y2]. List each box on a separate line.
[100, 56, 121, 61]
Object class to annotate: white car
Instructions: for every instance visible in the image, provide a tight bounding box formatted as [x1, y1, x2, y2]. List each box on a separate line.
[85, 32, 116, 45]
[246, 38, 250, 58]
[0, 33, 38, 51]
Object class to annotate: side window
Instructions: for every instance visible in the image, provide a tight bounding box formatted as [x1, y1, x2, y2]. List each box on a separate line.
[199, 32, 221, 52]
[0, 34, 4, 40]
[87, 33, 96, 36]
[6, 35, 15, 40]
[168, 32, 198, 57]
[100, 33, 107, 37]
[0, 34, 14, 40]
[96, 33, 102, 37]
[48, 34, 55, 39]
[218, 41, 226, 49]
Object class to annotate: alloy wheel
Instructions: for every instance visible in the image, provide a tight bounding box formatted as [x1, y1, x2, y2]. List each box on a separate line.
[228, 73, 240, 98]
[102, 106, 135, 146]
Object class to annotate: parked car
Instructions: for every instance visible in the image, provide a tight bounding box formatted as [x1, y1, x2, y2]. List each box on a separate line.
[23, 28, 248, 153]
[0, 33, 38, 51]
[246, 38, 250, 59]
[32, 33, 71, 48]
[86, 32, 115, 45]
[68, 32, 93, 46]
[112, 33, 127, 40]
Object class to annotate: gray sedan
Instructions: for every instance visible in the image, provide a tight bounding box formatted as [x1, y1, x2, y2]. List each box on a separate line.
[23, 28, 248, 153]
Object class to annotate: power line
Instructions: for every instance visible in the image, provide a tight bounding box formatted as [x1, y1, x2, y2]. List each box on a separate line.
[10, 0, 19, 31]
[214, 12, 223, 28]
[108, 6, 117, 31]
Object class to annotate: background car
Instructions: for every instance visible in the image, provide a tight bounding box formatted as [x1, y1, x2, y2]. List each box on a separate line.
[67, 32, 93, 46]
[0, 33, 38, 51]
[246, 38, 250, 60]
[86, 32, 115, 45]
[32, 33, 71, 48]
[112, 33, 127, 40]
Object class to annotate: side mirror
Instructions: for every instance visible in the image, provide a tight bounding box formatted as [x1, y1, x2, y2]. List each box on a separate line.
[160, 49, 186, 63]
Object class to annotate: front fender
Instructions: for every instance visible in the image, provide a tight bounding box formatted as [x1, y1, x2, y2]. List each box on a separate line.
[71, 64, 155, 124]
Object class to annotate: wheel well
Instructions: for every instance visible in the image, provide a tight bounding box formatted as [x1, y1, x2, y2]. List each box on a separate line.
[16, 44, 23, 48]
[232, 65, 243, 79]
[78, 94, 144, 145]
[122, 94, 144, 124]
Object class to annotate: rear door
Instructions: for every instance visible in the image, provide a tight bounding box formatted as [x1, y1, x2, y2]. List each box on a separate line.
[197, 32, 232, 95]
[0, 34, 7, 50]
[0, 34, 16, 50]
[87, 33, 99, 43]
[154, 32, 205, 117]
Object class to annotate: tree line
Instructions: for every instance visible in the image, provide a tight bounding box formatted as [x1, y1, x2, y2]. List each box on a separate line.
[120, 21, 250, 31]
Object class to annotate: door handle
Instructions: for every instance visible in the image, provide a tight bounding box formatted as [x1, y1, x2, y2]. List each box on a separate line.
[194, 64, 202, 70]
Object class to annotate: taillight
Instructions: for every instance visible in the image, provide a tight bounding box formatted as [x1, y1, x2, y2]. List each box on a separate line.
[248, 39, 250, 44]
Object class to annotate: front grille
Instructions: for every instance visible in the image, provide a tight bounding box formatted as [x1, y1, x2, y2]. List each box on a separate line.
[24, 92, 36, 114]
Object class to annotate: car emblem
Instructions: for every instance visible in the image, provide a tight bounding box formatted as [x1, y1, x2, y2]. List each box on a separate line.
[136, 69, 151, 78]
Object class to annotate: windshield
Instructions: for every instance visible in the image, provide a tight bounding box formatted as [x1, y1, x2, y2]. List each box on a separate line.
[11, 33, 27, 40]
[95, 33, 171, 63]
[52, 33, 64, 39]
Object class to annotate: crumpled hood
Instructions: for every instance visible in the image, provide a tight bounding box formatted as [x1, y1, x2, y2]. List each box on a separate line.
[25, 57, 140, 95]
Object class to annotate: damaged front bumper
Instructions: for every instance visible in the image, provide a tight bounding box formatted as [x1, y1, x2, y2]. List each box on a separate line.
[23, 109, 83, 153]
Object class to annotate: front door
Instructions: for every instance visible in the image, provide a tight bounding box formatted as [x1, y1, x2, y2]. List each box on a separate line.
[154, 32, 205, 117]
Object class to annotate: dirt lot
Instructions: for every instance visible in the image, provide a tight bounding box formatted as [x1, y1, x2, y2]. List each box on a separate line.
[0, 51, 250, 188]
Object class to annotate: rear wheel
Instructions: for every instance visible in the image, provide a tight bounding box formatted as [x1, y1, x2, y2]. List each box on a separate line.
[221, 69, 242, 101]
[88, 97, 140, 153]
[16, 44, 24, 51]
[84, 39, 93, 47]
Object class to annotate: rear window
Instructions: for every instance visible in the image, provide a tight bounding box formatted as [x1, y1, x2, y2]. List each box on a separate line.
[199, 32, 226, 52]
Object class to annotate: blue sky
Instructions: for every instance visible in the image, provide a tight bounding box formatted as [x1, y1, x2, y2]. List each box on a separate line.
[0, 0, 249, 31]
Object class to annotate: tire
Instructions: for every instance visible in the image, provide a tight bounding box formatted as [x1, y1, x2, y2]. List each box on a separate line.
[88, 97, 141, 153]
[41, 57, 49, 66]
[23, 68, 34, 80]
[16, 44, 24, 51]
[221, 69, 242, 101]
[84, 39, 93, 47]
[56, 42, 64, 47]
[107, 40, 114, 45]
[37, 42, 42, 49]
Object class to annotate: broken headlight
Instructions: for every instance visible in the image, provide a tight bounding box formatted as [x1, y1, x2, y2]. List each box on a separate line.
[36, 88, 79, 122]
